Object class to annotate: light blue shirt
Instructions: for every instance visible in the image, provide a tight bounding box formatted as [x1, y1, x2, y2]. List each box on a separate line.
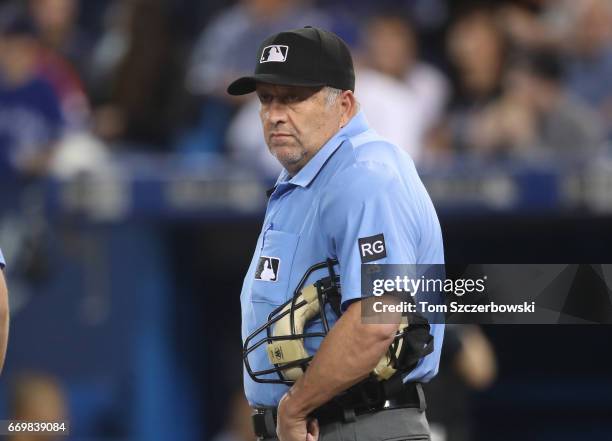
[0, 248, 4, 269]
[240, 111, 445, 407]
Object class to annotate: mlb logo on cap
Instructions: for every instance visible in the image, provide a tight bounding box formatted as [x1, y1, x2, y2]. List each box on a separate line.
[260, 45, 289, 63]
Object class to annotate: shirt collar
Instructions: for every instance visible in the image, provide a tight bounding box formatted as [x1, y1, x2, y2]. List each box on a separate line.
[275, 111, 370, 188]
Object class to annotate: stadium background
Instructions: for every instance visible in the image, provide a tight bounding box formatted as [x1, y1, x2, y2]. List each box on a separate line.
[0, 0, 611, 440]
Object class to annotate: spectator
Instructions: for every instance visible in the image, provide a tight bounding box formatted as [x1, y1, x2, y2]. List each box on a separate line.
[0, 13, 65, 176]
[356, 13, 449, 162]
[468, 50, 604, 158]
[180, 0, 332, 155]
[448, 7, 505, 105]
[438, 6, 507, 158]
[90, 0, 186, 149]
[27, 0, 94, 77]
[34, 46, 89, 130]
[564, 0, 612, 139]
[186, 0, 332, 98]
[26, 0, 90, 129]
[498, 0, 574, 52]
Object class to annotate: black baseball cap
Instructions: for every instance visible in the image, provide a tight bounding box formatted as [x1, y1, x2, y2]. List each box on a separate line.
[227, 26, 355, 95]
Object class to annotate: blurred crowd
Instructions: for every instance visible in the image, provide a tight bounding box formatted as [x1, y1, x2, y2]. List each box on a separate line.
[0, 0, 610, 180]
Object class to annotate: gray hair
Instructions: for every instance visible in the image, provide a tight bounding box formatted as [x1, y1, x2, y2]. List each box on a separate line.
[324, 87, 343, 107]
[323, 86, 360, 113]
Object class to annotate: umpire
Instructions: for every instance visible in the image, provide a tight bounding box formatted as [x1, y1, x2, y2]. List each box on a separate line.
[228, 27, 445, 441]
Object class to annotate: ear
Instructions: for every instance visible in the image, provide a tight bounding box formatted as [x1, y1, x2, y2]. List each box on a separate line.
[339, 90, 357, 128]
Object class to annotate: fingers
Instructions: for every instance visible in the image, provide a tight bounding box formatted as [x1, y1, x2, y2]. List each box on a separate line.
[307, 418, 320, 441]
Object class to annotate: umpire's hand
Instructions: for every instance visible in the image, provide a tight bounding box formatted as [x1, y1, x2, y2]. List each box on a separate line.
[277, 392, 320, 441]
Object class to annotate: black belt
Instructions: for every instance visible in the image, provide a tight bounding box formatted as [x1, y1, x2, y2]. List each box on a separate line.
[252, 382, 426, 439]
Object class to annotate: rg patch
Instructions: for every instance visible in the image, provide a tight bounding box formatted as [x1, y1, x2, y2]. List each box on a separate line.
[358, 234, 387, 263]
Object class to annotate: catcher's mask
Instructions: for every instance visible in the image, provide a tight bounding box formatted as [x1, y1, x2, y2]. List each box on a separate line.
[243, 259, 434, 385]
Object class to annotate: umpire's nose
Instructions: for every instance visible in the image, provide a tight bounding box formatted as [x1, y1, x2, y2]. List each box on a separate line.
[265, 99, 288, 126]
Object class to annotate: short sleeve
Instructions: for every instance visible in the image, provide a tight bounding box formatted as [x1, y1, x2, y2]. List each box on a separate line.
[0, 248, 5, 270]
[319, 162, 419, 310]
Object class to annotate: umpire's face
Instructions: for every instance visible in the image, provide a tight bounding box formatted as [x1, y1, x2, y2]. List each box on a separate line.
[256, 83, 351, 175]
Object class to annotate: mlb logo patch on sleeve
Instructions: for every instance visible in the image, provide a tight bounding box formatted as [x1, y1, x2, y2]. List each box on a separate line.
[255, 256, 280, 281]
[358, 234, 387, 263]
